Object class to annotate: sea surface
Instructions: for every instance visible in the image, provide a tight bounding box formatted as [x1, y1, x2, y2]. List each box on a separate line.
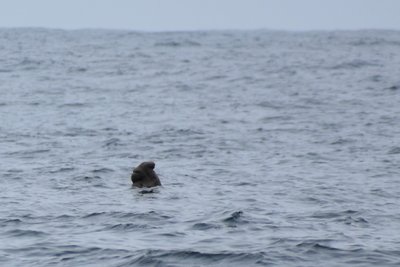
[1, 28, 400, 266]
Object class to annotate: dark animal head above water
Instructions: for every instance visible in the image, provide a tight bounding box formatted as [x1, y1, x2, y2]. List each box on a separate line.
[131, 161, 161, 188]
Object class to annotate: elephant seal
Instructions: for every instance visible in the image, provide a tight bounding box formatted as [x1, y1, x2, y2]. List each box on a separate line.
[131, 161, 161, 188]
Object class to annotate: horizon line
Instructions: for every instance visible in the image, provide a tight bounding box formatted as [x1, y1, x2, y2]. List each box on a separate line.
[1, 26, 400, 33]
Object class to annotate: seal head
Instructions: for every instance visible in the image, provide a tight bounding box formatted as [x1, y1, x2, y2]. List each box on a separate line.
[131, 161, 161, 188]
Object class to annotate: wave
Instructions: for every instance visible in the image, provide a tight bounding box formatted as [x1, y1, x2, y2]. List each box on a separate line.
[311, 209, 359, 219]
[191, 222, 221, 230]
[103, 223, 151, 231]
[81, 211, 172, 221]
[154, 40, 201, 47]
[4, 229, 48, 237]
[117, 249, 267, 267]
[388, 146, 400, 154]
[0, 218, 22, 226]
[222, 211, 246, 227]
[293, 241, 400, 266]
[349, 38, 400, 47]
[91, 167, 114, 173]
[189, 211, 248, 230]
[330, 59, 381, 70]
[59, 102, 88, 107]
[103, 138, 123, 148]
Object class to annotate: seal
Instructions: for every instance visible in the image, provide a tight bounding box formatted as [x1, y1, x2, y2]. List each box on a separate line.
[131, 161, 161, 188]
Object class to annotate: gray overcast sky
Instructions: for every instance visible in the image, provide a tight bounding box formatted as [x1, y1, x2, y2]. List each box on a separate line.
[0, 0, 399, 31]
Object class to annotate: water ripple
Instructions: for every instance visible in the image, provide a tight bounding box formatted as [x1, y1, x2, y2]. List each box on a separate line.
[1, 28, 400, 267]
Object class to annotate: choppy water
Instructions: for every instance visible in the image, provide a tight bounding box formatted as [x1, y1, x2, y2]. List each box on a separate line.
[1, 28, 400, 266]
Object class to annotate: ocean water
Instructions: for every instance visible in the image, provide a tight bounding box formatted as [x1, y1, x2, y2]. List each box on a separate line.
[1, 28, 400, 266]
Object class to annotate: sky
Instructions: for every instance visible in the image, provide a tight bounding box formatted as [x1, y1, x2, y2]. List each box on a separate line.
[0, 0, 399, 31]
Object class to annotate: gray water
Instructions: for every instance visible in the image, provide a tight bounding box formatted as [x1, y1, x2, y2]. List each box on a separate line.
[1, 28, 400, 266]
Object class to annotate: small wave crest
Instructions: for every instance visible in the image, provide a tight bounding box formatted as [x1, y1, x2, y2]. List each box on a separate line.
[82, 210, 171, 221]
[222, 211, 245, 226]
[330, 59, 380, 70]
[119, 249, 266, 267]
[191, 222, 221, 230]
[154, 40, 201, 47]
[388, 146, 400, 154]
[5, 229, 48, 237]
[311, 210, 369, 227]
[103, 223, 151, 231]
[0, 218, 23, 228]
